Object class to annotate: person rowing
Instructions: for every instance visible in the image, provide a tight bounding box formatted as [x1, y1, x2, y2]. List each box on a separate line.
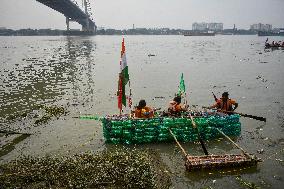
[265, 38, 269, 47]
[208, 92, 238, 114]
[167, 95, 189, 116]
[134, 99, 154, 118]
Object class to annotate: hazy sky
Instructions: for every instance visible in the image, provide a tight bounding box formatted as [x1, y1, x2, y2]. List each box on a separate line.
[0, 0, 283, 30]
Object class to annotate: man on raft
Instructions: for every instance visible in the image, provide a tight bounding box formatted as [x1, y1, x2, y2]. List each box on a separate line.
[208, 92, 238, 112]
[134, 99, 154, 118]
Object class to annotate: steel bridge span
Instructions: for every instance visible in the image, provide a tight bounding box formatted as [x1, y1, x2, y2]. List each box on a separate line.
[36, 0, 96, 33]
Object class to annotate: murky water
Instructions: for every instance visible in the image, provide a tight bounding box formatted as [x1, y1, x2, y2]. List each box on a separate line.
[0, 35, 284, 188]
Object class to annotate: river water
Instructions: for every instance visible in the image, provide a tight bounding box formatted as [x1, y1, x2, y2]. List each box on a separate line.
[0, 35, 283, 188]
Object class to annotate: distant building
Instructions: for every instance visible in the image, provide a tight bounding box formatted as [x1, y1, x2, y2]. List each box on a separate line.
[0, 27, 7, 30]
[208, 23, 223, 31]
[192, 22, 223, 31]
[192, 22, 207, 31]
[250, 23, 272, 31]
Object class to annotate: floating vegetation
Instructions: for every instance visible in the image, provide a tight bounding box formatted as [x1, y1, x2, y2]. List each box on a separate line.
[40, 105, 66, 117]
[236, 176, 261, 189]
[5, 110, 30, 121]
[0, 148, 171, 189]
[3, 104, 67, 125]
[34, 105, 67, 125]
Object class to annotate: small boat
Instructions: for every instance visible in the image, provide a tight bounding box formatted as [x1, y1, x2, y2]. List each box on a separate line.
[258, 30, 284, 36]
[184, 31, 215, 36]
[265, 43, 284, 49]
[102, 113, 241, 144]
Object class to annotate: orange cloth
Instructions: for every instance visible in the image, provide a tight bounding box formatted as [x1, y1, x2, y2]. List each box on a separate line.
[134, 106, 154, 118]
[213, 98, 237, 111]
[168, 101, 183, 114]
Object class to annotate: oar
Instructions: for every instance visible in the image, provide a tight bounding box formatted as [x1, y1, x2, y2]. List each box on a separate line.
[203, 107, 266, 122]
[224, 110, 266, 122]
[210, 92, 266, 122]
[189, 114, 209, 155]
[212, 92, 218, 102]
[182, 84, 208, 155]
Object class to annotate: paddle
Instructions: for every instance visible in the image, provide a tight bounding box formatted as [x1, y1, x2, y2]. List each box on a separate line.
[189, 114, 209, 155]
[203, 106, 266, 122]
[209, 92, 266, 122]
[212, 92, 218, 102]
[223, 110, 266, 122]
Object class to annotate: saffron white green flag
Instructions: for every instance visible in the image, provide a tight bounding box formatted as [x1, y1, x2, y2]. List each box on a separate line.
[118, 38, 129, 109]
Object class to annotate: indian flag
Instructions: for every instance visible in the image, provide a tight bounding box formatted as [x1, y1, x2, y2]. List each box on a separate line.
[118, 38, 129, 110]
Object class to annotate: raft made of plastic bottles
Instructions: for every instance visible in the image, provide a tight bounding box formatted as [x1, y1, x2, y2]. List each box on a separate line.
[101, 114, 241, 144]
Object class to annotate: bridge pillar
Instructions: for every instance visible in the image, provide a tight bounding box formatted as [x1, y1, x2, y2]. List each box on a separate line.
[66, 17, 70, 31]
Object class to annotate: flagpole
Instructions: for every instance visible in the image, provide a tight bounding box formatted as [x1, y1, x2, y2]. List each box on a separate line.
[117, 38, 130, 116]
[178, 73, 187, 108]
[118, 74, 123, 115]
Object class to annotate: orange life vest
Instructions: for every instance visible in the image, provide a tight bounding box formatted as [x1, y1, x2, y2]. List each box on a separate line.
[168, 101, 183, 114]
[134, 106, 154, 118]
[216, 98, 236, 111]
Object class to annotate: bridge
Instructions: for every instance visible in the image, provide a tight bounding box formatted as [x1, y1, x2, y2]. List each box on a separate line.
[36, 0, 96, 33]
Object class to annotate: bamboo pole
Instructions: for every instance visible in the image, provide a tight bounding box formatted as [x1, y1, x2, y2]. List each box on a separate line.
[216, 128, 253, 159]
[169, 129, 188, 157]
[189, 114, 209, 155]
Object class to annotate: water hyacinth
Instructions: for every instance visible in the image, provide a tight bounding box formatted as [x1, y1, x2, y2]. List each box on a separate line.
[235, 176, 261, 189]
[0, 148, 171, 188]
[3, 104, 67, 125]
[34, 105, 67, 125]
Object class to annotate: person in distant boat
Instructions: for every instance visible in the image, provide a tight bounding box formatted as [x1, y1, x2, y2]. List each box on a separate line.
[134, 99, 154, 118]
[167, 95, 189, 116]
[209, 92, 238, 112]
[272, 41, 275, 47]
[282, 41, 284, 47]
[265, 38, 269, 46]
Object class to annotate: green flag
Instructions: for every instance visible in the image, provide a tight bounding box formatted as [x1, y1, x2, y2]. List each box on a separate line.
[178, 73, 185, 96]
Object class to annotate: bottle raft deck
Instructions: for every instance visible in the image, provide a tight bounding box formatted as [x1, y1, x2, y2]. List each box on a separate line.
[101, 114, 241, 144]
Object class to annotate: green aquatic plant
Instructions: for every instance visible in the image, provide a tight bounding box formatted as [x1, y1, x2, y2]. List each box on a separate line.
[0, 148, 171, 189]
[236, 176, 261, 189]
[34, 105, 67, 125]
[4, 105, 67, 125]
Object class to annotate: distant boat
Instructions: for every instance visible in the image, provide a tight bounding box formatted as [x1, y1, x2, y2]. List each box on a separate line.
[184, 31, 215, 36]
[265, 43, 284, 49]
[258, 30, 284, 36]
